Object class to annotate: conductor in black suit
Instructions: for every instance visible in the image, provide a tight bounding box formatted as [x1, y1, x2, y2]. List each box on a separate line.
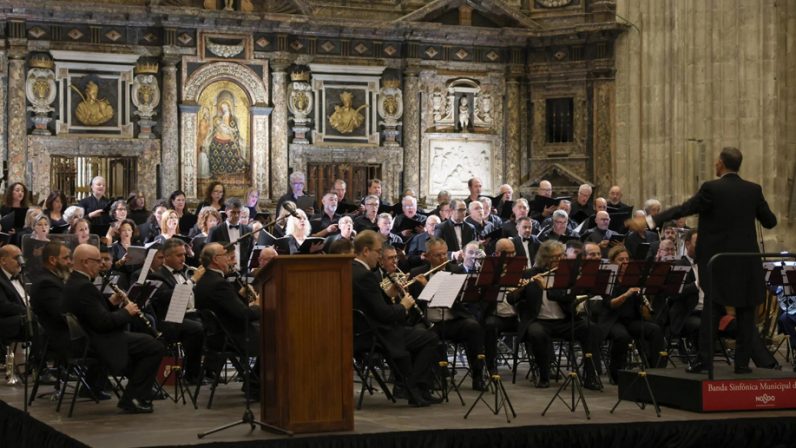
[652, 147, 777, 374]
[63, 244, 164, 413]
[207, 197, 253, 273]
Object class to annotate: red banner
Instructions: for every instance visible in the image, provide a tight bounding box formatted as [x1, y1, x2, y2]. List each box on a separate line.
[702, 378, 796, 411]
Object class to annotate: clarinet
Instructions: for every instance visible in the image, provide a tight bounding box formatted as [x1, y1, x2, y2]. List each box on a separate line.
[108, 283, 162, 339]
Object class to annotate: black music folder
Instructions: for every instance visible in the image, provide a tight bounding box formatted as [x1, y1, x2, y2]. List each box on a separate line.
[296, 195, 317, 214]
[607, 206, 632, 232]
[1, 207, 28, 230]
[395, 215, 425, 233]
[530, 196, 569, 214]
[337, 201, 360, 215]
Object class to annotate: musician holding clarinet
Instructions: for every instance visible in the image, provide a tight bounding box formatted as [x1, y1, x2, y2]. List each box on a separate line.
[63, 244, 164, 414]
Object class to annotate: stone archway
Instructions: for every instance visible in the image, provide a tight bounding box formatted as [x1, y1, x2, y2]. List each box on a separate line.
[180, 61, 271, 199]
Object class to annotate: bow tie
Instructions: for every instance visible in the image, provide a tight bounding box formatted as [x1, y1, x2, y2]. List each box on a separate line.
[228, 225, 240, 230]
[9, 274, 20, 281]
[453, 223, 463, 227]
[522, 238, 531, 242]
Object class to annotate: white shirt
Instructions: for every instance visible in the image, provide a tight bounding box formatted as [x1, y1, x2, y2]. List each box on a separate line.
[227, 221, 241, 270]
[537, 290, 566, 320]
[2, 268, 26, 306]
[686, 255, 705, 311]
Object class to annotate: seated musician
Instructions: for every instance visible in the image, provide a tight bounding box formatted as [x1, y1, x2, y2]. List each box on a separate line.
[194, 243, 261, 394]
[598, 245, 665, 384]
[30, 242, 72, 356]
[352, 230, 441, 407]
[147, 239, 204, 385]
[0, 245, 27, 343]
[310, 192, 341, 237]
[409, 238, 487, 390]
[64, 244, 165, 413]
[507, 240, 602, 390]
[481, 238, 520, 374]
[537, 210, 576, 242]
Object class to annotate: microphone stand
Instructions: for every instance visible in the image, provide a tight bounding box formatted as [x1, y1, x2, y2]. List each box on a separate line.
[223, 205, 298, 276]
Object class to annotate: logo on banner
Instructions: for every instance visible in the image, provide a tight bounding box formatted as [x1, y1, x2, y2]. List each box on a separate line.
[755, 394, 776, 405]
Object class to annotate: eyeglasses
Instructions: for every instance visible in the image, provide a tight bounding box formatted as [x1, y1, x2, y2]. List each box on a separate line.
[86, 258, 102, 264]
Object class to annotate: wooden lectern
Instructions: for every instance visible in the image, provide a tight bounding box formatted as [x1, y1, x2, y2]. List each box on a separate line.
[257, 254, 354, 434]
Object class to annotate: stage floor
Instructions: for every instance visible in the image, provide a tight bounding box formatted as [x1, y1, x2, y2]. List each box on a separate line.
[2, 363, 796, 448]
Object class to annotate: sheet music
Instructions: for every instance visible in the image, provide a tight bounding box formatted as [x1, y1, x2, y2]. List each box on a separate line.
[165, 284, 192, 324]
[428, 274, 468, 309]
[600, 264, 619, 296]
[417, 271, 451, 302]
[136, 249, 157, 285]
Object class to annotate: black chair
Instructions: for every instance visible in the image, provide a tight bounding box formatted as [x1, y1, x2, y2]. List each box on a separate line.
[352, 309, 396, 409]
[194, 309, 253, 409]
[58, 313, 104, 417]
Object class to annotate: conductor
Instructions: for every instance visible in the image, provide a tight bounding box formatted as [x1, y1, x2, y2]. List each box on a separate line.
[650, 147, 777, 374]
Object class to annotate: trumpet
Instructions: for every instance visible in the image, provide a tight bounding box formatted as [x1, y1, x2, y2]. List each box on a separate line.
[108, 283, 162, 339]
[401, 261, 450, 288]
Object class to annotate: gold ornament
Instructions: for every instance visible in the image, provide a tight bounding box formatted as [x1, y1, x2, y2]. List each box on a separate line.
[71, 81, 114, 126]
[328, 91, 367, 134]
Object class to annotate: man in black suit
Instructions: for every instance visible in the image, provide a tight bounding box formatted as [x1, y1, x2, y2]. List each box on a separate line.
[194, 242, 261, 391]
[64, 244, 164, 413]
[652, 147, 777, 374]
[434, 198, 476, 262]
[352, 231, 440, 407]
[0, 245, 27, 343]
[207, 197, 253, 273]
[30, 242, 72, 356]
[511, 217, 540, 269]
[147, 239, 204, 384]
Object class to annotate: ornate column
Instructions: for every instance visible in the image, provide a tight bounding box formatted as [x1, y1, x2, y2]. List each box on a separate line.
[7, 43, 28, 183]
[402, 66, 421, 192]
[270, 58, 290, 199]
[160, 52, 180, 196]
[0, 42, 8, 170]
[132, 58, 161, 139]
[505, 74, 522, 187]
[592, 80, 615, 191]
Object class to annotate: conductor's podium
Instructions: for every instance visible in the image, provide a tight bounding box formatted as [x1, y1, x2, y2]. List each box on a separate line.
[257, 254, 354, 433]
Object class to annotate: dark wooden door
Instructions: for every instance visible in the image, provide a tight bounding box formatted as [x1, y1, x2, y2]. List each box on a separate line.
[306, 163, 381, 204]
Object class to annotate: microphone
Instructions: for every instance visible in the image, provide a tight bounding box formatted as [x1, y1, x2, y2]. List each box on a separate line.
[283, 201, 300, 219]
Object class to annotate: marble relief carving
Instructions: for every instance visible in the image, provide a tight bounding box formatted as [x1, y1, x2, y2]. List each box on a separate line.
[287, 68, 313, 144]
[427, 136, 493, 197]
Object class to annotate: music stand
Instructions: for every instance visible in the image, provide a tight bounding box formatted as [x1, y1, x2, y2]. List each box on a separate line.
[420, 271, 468, 405]
[464, 256, 523, 422]
[609, 260, 671, 417]
[539, 259, 597, 419]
